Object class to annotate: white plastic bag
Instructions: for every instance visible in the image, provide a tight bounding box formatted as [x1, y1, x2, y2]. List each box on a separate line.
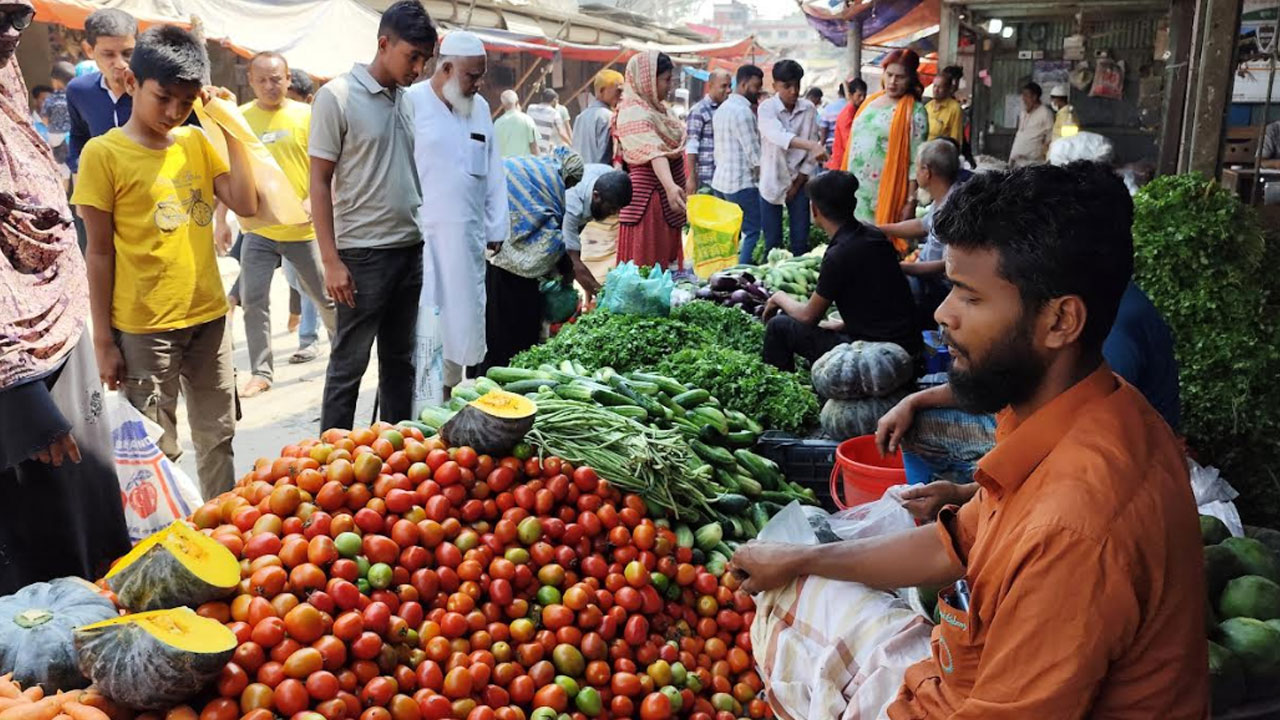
[827, 485, 918, 541]
[1189, 457, 1244, 538]
[106, 393, 203, 542]
[412, 305, 446, 420]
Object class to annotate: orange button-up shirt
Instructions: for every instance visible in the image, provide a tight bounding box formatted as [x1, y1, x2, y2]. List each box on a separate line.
[887, 366, 1208, 719]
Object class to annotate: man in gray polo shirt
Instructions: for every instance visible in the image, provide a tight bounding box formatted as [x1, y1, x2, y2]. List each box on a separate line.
[309, 0, 437, 430]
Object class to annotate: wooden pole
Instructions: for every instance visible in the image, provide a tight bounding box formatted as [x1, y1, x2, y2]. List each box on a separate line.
[565, 49, 629, 102]
[1185, 0, 1243, 176]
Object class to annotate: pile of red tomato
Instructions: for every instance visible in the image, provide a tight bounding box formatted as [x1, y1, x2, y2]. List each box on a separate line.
[181, 422, 770, 720]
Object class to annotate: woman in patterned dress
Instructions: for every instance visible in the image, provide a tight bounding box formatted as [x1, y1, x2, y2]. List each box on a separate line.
[843, 50, 929, 252]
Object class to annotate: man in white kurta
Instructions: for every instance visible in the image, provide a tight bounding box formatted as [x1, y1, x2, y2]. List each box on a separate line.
[408, 32, 508, 393]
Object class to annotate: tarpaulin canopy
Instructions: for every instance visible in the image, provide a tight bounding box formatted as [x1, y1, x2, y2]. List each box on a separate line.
[619, 35, 768, 60]
[799, 0, 941, 47]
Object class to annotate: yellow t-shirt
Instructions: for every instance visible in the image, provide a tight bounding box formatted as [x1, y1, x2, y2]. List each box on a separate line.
[71, 126, 230, 334]
[239, 99, 314, 241]
[926, 98, 964, 144]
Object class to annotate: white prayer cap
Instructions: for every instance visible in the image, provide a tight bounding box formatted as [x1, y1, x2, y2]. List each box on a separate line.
[440, 31, 486, 57]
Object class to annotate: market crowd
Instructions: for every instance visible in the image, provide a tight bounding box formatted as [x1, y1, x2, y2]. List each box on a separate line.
[1, 0, 1207, 715]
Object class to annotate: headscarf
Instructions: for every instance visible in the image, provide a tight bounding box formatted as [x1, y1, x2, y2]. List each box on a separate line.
[616, 51, 684, 166]
[0, 5, 88, 391]
[555, 146, 585, 189]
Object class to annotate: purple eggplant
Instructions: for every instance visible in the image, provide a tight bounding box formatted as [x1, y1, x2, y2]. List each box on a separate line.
[709, 273, 739, 292]
[695, 287, 715, 300]
[752, 304, 765, 317]
[729, 289, 752, 305]
[739, 272, 756, 286]
[744, 283, 769, 300]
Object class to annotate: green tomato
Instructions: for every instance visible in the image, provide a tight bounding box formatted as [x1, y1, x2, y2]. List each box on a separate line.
[529, 709, 557, 720]
[355, 555, 371, 578]
[536, 585, 562, 606]
[670, 661, 687, 687]
[379, 429, 405, 450]
[367, 563, 393, 590]
[512, 442, 534, 461]
[574, 687, 602, 717]
[659, 685, 683, 712]
[553, 675, 580, 699]
[334, 532, 362, 558]
[518, 517, 543, 546]
[685, 673, 704, 693]
[356, 578, 372, 595]
[711, 692, 736, 712]
[651, 572, 670, 593]
[505, 547, 531, 565]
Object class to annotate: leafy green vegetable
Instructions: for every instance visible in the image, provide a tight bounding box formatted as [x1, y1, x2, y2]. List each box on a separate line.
[1133, 174, 1280, 526]
[656, 347, 819, 434]
[511, 310, 713, 374]
[670, 302, 764, 355]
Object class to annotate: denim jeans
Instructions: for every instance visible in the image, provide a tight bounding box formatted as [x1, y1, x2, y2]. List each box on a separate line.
[283, 261, 320, 347]
[761, 186, 811, 257]
[714, 187, 764, 264]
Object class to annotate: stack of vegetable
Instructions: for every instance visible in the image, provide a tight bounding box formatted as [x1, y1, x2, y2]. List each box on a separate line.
[1201, 517, 1280, 712]
[0, 425, 777, 720]
[695, 249, 823, 314]
[811, 342, 915, 440]
[420, 366, 818, 544]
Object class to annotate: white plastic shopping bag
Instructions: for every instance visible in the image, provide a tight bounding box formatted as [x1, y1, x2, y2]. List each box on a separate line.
[1189, 457, 1244, 538]
[751, 493, 931, 720]
[106, 393, 203, 542]
[412, 304, 446, 420]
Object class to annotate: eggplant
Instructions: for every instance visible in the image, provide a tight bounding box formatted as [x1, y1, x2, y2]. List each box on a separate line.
[695, 287, 715, 300]
[740, 272, 756, 285]
[709, 273, 739, 292]
[744, 283, 769, 300]
[752, 304, 765, 317]
[729, 289, 752, 305]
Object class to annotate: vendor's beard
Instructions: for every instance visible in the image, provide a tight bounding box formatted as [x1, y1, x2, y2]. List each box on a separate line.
[443, 77, 474, 117]
[944, 315, 1047, 415]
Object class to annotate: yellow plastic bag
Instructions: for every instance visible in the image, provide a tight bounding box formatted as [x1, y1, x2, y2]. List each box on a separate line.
[684, 194, 742, 278]
[193, 96, 309, 231]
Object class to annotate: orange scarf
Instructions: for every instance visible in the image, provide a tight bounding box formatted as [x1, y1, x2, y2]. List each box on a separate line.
[845, 90, 917, 253]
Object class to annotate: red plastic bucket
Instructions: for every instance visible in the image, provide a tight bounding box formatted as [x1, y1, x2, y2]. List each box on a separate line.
[829, 435, 908, 509]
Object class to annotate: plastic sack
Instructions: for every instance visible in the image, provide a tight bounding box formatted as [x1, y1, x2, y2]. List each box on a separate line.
[599, 262, 674, 316]
[684, 194, 742, 278]
[541, 280, 580, 324]
[1089, 58, 1125, 100]
[1189, 457, 1244, 538]
[411, 305, 446, 420]
[750, 493, 931, 720]
[1048, 131, 1115, 166]
[193, 96, 310, 231]
[107, 393, 203, 543]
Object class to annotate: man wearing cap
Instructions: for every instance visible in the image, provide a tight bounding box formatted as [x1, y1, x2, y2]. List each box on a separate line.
[573, 69, 623, 165]
[408, 31, 509, 396]
[1049, 84, 1073, 140]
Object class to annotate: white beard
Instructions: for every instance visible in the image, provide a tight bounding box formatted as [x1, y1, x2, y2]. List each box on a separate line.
[443, 77, 474, 118]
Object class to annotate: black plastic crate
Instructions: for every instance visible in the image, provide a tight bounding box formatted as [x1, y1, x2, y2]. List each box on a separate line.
[757, 431, 840, 512]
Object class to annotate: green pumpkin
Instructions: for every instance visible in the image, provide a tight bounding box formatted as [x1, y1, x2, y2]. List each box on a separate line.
[105, 520, 240, 612]
[820, 395, 903, 440]
[440, 390, 537, 455]
[811, 341, 913, 400]
[74, 607, 237, 710]
[0, 577, 118, 692]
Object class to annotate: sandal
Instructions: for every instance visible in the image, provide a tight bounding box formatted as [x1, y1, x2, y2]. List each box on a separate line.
[240, 377, 271, 398]
[290, 344, 320, 364]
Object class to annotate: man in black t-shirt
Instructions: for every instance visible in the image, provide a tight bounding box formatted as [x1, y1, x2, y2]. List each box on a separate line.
[762, 171, 919, 371]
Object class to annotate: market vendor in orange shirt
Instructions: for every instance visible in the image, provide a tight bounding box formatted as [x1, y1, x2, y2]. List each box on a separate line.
[733, 161, 1208, 719]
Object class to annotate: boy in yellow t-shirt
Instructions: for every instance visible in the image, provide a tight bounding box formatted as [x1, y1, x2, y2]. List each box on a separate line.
[230, 52, 337, 398]
[72, 25, 258, 500]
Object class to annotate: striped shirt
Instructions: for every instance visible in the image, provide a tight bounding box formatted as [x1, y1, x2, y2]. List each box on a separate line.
[528, 103, 568, 154]
[711, 93, 760, 195]
[685, 96, 719, 189]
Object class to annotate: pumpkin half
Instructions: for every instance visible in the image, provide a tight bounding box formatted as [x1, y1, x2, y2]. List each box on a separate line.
[105, 521, 239, 612]
[74, 607, 236, 710]
[0, 577, 118, 692]
[440, 390, 536, 455]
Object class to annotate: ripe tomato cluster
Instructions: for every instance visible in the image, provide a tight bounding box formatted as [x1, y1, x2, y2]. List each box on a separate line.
[184, 423, 770, 720]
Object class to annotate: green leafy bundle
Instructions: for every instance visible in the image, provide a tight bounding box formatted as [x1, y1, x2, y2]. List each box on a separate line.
[1133, 174, 1280, 525]
[670, 302, 765, 355]
[656, 347, 819, 433]
[511, 310, 714, 374]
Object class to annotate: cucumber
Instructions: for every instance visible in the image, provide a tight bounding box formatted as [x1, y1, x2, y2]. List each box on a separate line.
[734, 449, 783, 490]
[558, 360, 576, 375]
[735, 475, 764, 498]
[698, 424, 728, 446]
[714, 469, 743, 493]
[726, 516, 746, 540]
[672, 389, 711, 409]
[451, 386, 481, 403]
[742, 415, 764, 435]
[690, 439, 736, 467]
[625, 379, 661, 395]
[447, 396, 469, 412]
[418, 406, 455, 429]
[607, 376, 667, 418]
[694, 522, 723, 552]
[739, 515, 758, 538]
[629, 372, 688, 396]
[704, 551, 728, 577]
[688, 406, 729, 434]
[749, 503, 771, 532]
[710, 493, 750, 515]
[713, 541, 736, 559]
[606, 405, 649, 420]
[674, 523, 695, 549]
[725, 430, 760, 447]
[597, 366, 617, 382]
[396, 420, 435, 437]
[486, 366, 545, 384]
[656, 392, 685, 414]
[554, 384, 596, 403]
[504, 378, 558, 394]
[591, 387, 636, 407]
[473, 376, 501, 394]
[572, 361, 589, 376]
[724, 409, 751, 432]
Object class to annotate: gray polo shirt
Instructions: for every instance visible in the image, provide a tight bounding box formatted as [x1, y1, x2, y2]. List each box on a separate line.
[310, 63, 422, 250]
[563, 164, 613, 252]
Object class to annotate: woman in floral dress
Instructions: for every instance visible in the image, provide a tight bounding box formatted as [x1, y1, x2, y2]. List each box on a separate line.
[844, 50, 929, 252]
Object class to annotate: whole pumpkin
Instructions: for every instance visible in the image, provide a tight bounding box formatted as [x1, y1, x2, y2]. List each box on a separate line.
[0, 577, 118, 691]
[811, 341, 913, 400]
[820, 395, 904, 440]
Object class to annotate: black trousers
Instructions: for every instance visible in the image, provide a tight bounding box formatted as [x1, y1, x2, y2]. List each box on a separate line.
[321, 244, 422, 430]
[481, 264, 543, 373]
[763, 314, 851, 372]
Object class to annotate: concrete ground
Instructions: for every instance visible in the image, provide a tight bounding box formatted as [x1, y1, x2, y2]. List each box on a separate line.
[170, 256, 381, 484]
